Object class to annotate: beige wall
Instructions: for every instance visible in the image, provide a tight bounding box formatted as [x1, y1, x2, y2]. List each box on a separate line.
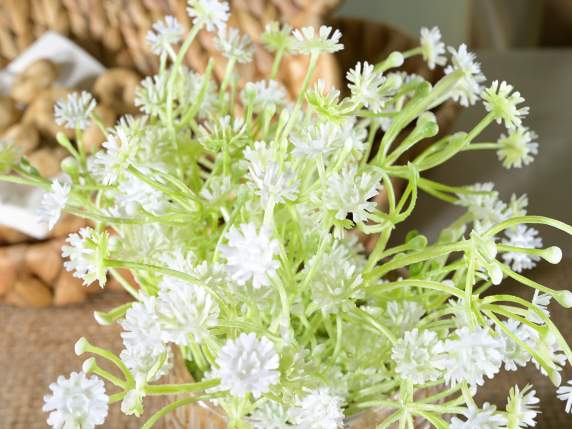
[334, 0, 543, 49]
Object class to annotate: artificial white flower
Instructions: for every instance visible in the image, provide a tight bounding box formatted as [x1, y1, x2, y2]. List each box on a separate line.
[54, 91, 96, 130]
[38, 179, 70, 230]
[119, 296, 172, 384]
[382, 300, 425, 333]
[215, 27, 254, 63]
[291, 122, 341, 159]
[288, 387, 345, 429]
[244, 141, 299, 205]
[445, 44, 486, 107]
[89, 128, 136, 185]
[186, 0, 229, 32]
[482, 80, 529, 130]
[450, 402, 508, 429]
[146, 16, 184, 56]
[497, 127, 538, 169]
[219, 222, 280, 288]
[437, 326, 504, 387]
[346, 61, 387, 112]
[134, 73, 168, 117]
[214, 333, 280, 397]
[457, 182, 508, 232]
[392, 329, 445, 385]
[306, 239, 364, 314]
[496, 319, 533, 371]
[120, 344, 172, 385]
[506, 384, 539, 428]
[527, 290, 551, 325]
[530, 330, 566, 378]
[325, 167, 380, 223]
[292, 25, 343, 55]
[557, 379, 572, 413]
[306, 79, 343, 118]
[116, 167, 170, 216]
[198, 115, 246, 151]
[420, 26, 447, 69]
[120, 388, 144, 417]
[62, 227, 109, 287]
[120, 296, 164, 354]
[336, 117, 368, 160]
[43, 372, 108, 429]
[249, 400, 291, 429]
[156, 277, 219, 345]
[501, 225, 542, 272]
[241, 80, 288, 113]
[261, 22, 295, 53]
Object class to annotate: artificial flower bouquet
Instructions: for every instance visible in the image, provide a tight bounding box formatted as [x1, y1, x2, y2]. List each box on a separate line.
[2, 0, 572, 428]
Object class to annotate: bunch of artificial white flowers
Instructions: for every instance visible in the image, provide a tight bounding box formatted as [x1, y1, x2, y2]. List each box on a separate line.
[1, 1, 572, 428]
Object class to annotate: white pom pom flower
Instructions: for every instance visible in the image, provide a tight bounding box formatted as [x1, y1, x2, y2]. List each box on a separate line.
[156, 277, 219, 346]
[420, 26, 447, 69]
[214, 333, 280, 397]
[346, 61, 387, 112]
[187, 0, 229, 32]
[501, 225, 543, 272]
[325, 167, 380, 223]
[219, 223, 280, 289]
[215, 27, 254, 63]
[392, 329, 445, 385]
[482, 80, 529, 130]
[497, 127, 538, 169]
[54, 91, 96, 130]
[437, 326, 504, 387]
[450, 402, 507, 429]
[38, 179, 70, 230]
[146, 16, 184, 56]
[43, 371, 108, 429]
[445, 44, 486, 107]
[62, 227, 109, 287]
[506, 384, 539, 428]
[288, 387, 345, 429]
[292, 25, 343, 55]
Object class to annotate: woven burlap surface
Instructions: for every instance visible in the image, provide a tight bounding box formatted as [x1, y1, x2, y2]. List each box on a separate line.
[1, 263, 572, 428]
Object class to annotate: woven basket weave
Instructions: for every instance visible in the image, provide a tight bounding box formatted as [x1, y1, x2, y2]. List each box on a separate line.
[0, 0, 341, 93]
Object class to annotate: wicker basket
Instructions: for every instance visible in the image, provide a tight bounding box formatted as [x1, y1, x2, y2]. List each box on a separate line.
[0, 0, 342, 93]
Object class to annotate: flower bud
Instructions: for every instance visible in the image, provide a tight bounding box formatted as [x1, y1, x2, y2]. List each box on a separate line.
[386, 51, 404, 69]
[554, 290, 572, 308]
[75, 337, 90, 356]
[542, 246, 562, 264]
[93, 311, 113, 326]
[82, 357, 97, 373]
[61, 156, 79, 177]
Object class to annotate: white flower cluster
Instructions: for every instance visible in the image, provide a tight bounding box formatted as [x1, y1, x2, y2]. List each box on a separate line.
[17, 2, 569, 428]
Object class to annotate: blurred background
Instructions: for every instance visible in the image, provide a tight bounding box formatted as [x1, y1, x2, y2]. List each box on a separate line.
[0, 0, 571, 427]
